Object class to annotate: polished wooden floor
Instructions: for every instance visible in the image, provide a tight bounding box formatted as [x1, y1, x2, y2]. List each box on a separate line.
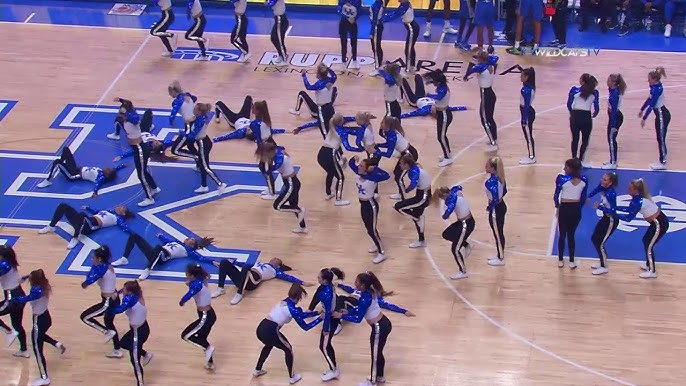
[1, 23, 686, 386]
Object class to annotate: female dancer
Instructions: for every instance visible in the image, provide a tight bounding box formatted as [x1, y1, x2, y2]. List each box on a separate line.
[394, 154, 431, 248]
[151, 0, 177, 56]
[368, 0, 385, 77]
[188, 103, 228, 194]
[423, 0, 458, 37]
[268, 0, 289, 66]
[381, 0, 419, 74]
[566, 74, 599, 166]
[179, 264, 216, 370]
[437, 185, 476, 280]
[400, 73, 467, 116]
[250, 101, 280, 200]
[485, 156, 507, 266]
[602, 73, 626, 170]
[212, 257, 307, 305]
[424, 69, 454, 166]
[108, 108, 154, 141]
[599, 178, 669, 278]
[308, 268, 345, 381]
[186, 0, 209, 61]
[639, 67, 671, 171]
[214, 95, 252, 127]
[115, 233, 215, 280]
[519, 67, 536, 165]
[349, 155, 390, 263]
[80, 245, 122, 359]
[229, 0, 250, 63]
[114, 131, 175, 163]
[318, 114, 348, 206]
[169, 82, 199, 161]
[12, 269, 65, 386]
[338, 0, 362, 68]
[109, 281, 154, 386]
[376, 116, 418, 200]
[36, 147, 126, 196]
[213, 119, 286, 143]
[378, 62, 403, 121]
[253, 283, 322, 384]
[587, 172, 618, 275]
[291, 65, 338, 139]
[256, 142, 308, 233]
[463, 52, 499, 152]
[553, 158, 588, 268]
[473, 0, 496, 53]
[39, 203, 134, 249]
[0, 245, 28, 358]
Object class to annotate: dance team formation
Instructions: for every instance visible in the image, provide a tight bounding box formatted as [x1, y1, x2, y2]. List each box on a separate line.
[0, 1, 677, 385]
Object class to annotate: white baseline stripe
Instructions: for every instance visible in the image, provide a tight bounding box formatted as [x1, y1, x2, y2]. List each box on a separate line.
[23, 13, 35, 23]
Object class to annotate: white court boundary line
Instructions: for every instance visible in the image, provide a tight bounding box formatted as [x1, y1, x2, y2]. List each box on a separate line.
[23, 13, 35, 23]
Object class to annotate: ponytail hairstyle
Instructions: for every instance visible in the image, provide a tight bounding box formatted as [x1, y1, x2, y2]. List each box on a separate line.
[316, 63, 330, 80]
[319, 267, 345, 283]
[356, 271, 385, 296]
[119, 99, 135, 113]
[383, 62, 403, 86]
[649, 67, 667, 82]
[94, 245, 112, 265]
[252, 100, 272, 128]
[168, 80, 184, 97]
[140, 109, 154, 132]
[189, 236, 215, 250]
[475, 50, 490, 64]
[381, 116, 405, 136]
[630, 178, 652, 200]
[149, 146, 177, 163]
[422, 69, 447, 87]
[123, 280, 143, 297]
[604, 172, 619, 188]
[29, 269, 51, 296]
[0, 245, 18, 268]
[579, 73, 598, 99]
[254, 141, 277, 163]
[355, 111, 373, 126]
[609, 73, 627, 95]
[523, 67, 536, 90]
[487, 156, 506, 185]
[195, 103, 212, 120]
[433, 186, 451, 205]
[186, 263, 210, 281]
[269, 257, 292, 272]
[564, 158, 582, 178]
[288, 283, 308, 303]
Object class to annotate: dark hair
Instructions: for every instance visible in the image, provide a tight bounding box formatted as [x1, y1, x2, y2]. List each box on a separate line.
[190, 237, 215, 250]
[399, 153, 416, 168]
[29, 269, 51, 296]
[579, 73, 598, 99]
[0, 245, 18, 268]
[320, 267, 345, 283]
[119, 207, 136, 220]
[101, 168, 119, 182]
[422, 69, 447, 86]
[123, 280, 143, 297]
[119, 99, 135, 113]
[186, 263, 210, 281]
[356, 271, 384, 295]
[254, 141, 278, 162]
[246, 131, 255, 142]
[523, 67, 536, 90]
[94, 245, 112, 264]
[140, 109, 154, 132]
[565, 158, 583, 178]
[604, 172, 619, 188]
[288, 283, 308, 303]
[252, 100, 272, 128]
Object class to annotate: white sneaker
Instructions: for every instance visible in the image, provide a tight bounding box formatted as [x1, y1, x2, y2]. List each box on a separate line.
[38, 226, 55, 234]
[373, 193, 380, 200]
[665, 23, 672, 37]
[253, 369, 267, 377]
[289, 374, 302, 384]
[292, 227, 308, 234]
[297, 207, 307, 224]
[438, 157, 454, 167]
[5, 330, 18, 347]
[333, 323, 343, 336]
[105, 349, 123, 358]
[288, 108, 300, 116]
[485, 144, 499, 152]
[66, 238, 79, 249]
[450, 271, 468, 280]
[138, 268, 151, 280]
[591, 263, 600, 269]
[104, 330, 116, 344]
[369, 69, 380, 77]
[592, 267, 608, 275]
[142, 352, 154, 366]
[138, 198, 155, 207]
[194, 186, 209, 194]
[334, 200, 350, 206]
[461, 244, 473, 258]
[205, 345, 215, 363]
[111, 257, 129, 266]
[488, 258, 505, 266]
[568, 261, 578, 269]
[558, 260, 564, 268]
[408, 240, 426, 248]
[230, 293, 244, 305]
[639, 262, 649, 271]
[349, 60, 360, 69]
[358, 381, 375, 386]
[389, 193, 402, 200]
[170, 33, 178, 49]
[151, 187, 161, 196]
[106, 132, 120, 140]
[273, 57, 288, 67]
[368, 247, 378, 253]
[601, 162, 617, 170]
[237, 53, 252, 63]
[518, 157, 536, 165]
[443, 25, 458, 34]
[372, 254, 387, 264]
[31, 378, 51, 386]
[639, 270, 657, 279]
[161, 51, 173, 57]
[321, 369, 340, 381]
[325, 194, 335, 201]
[195, 55, 210, 62]
[423, 22, 431, 38]
[650, 162, 667, 170]
[261, 194, 277, 200]
[37, 180, 52, 188]
[13, 350, 30, 358]
[217, 183, 228, 195]
[211, 288, 226, 298]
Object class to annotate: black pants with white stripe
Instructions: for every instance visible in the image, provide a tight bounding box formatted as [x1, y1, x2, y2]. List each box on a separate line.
[402, 74, 425, 107]
[231, 14, 249, 55]
[0, 287, 27, 351]
[606, 110, 623, 164]
[274, 176, 306, 228]
[442, 217, 475, 273]
[570, 109, 592, 161]
[182, 308, 216, 360]
[643, 212, 669, 273]
[80, 295, 121, 350]
[403, 20, 419, 70]
[271, 15, 289, 59]
[591, 215, 618, 268]
[172, 134, 199, 160]
[436, 109, 453, 159]
[557, 202, 581, 262]
[122, 232, 170, 270]
[294, 95, 337, 138]
[216, 96, 252, 128]
[256, 319, 294, 376]
[370, 23, 384, 69]
[520, 105, 536, 159]
[48, 147, 81, 181]
[150, 9, 175, 53]
[480, 87, 497, 145]
[131, 144, 158, 199]
[489, 201, 507, 260]
[319, 317, 340, 370]
[217, 260, 261, 293]
[48, 203, 97, 238]
[385, 100, 401, 122]
[368, 315, 392, 382]
[339, 18, 358, 61]
[196, 137, 223, 187]
[259, 161, 276, 195]
[32, 311, 59, 381]
[652, 106, 671, 165]
[185, 14, 207, 56]
[392, 146, 419, 198]
[394, 188, 431, 241]
[317, 146, 345, 200]
[361, 198, 384, 253]
[121, 322, 150, 386]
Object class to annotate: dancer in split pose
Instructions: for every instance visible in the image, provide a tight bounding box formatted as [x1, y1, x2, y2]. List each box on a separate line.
[437, 185, 475, 280]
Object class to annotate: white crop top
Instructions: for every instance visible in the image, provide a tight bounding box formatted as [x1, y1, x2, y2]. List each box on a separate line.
[276, 154, 295, 176]
[384, 83, 401, 103]
[571, 92, 596, 111]
[362, 126, 375, 147]
[162, 242, 189, 259]
[357, 177, 379, 200]
[180, 98, 197, 122]
[80, 167, 101, 182]
[639, 198, 660, 218]
[123, 121, 142, 140]
[0, 267, 19, 290]
[417, 97, 435, 109]
[140, 132, 159, 144]
[193, 284, 212, 308]
[315, 86, 334, 106]
[402, 6, 414, 23]
[234, 0, 247, 14]
[157, 0, 172, 10]
[98, 268, 117, 293]
[189, 0, 203, 17]
[93, 211, 118, 228]
[393, 132, 409, 153]
[410, 168, 431, 190]
[271, 0, 286, 16]
[478, 70, 495, 89]
[257, 122, 272, 142]
[455, 194, 471, 219]
[364, 297, 382, 321]
[323, 129, 342, 149]
[559, 179, 587, 201]
[29, 295, 49, 315]
[126, 301, 147, 326]
[434, 89, 450, 109]
[253, 262, 277, 281]
[194, 121, 209, 140]
[268, 301, 296, 327]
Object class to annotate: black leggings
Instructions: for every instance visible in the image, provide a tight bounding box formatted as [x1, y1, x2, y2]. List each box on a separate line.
[80, 295, 121, 350]
[371, 23, 384, 69]
[32, 311, 59, 381]
[131, 144, 158, 199]
[392, 146, 419, 197]
[150, 9, 175, 52]
[368, 315, 392, 381]
[274, 176, 306, 228]
[480, 87, 497, 145]
[171, 135, 198, 160]
[48, 147, 81, 181]
[489, 201, 507, 260]
[215, 96, 252, 127]
[317, 146, 345, 200]
[520, 105, 536, 159]
[607, 110, 623, 165]
[260, 161, 276, 196]
[217, 260, 262, 293]
[271, 15, 289, 59]
[182, 308, 216, 360]
[185, 14, 207, 56]
[394, 189, 431, 241]
[551, 1, 567, 44]
[570, 110, 593, 161]
[361, 199, 384, 253]
[385, 100, 402, 121]
[231, 13, 249, 55]
[442, 217, 475, 273]
[402, 74, 426, 107]
[653, 106, 671, 165]
[197, 136, 222, 187]
[123, 232, 170, 269]
[339, 18, 358, 61]
[48, 203, 96, 238]
[295, 96, 337, 138]
[255, 319, 294, 377]
[591, 215, 618, 268]
[0, 287, 27, 351]
[643, 212, 669, 273]
[436, 109, 453, 159]
[404, 21, 419, 70]
[557, 202, 582, 262]
[320, 317, 340, 370]
[121, 322, 150, 386]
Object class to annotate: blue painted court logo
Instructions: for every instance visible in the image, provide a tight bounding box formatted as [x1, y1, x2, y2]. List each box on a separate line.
[0, 99, 18, 121]
[171, 47, 241, 61]
[0, 104, 264, 282]
[551, 168, 686, 263]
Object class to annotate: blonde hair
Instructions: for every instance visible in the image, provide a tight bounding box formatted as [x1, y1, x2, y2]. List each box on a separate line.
[168, 80, 183, 96]
[488, 157, 506, 184]
[355, 111, 373, 126]
[433, 186, 451, 205]
[195, 103, 212, 118]
[383, 62, 403, 86]
[631, 178, 652, 200]
[316, 64, 330, 80]
[649, 67, 666, 81]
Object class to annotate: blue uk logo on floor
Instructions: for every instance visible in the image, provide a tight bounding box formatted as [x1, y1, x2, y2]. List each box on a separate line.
[0, 104, 265, 282]
[0, 100, 18, 121]
[551, 168, 686, 264]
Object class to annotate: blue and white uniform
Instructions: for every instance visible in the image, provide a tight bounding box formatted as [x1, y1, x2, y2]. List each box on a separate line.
[118, 132, 174, 158]
[606, 86, 623, 166]
[640, 82, 671, 166]
[80, 262, 122, 352]
[382, 1, 418, 71]
[150, 0, 176, 54]
[465, 55, 499, 146]
[369, 0, 385, 71]
[588, 183, 619, 270]
[0, 260, 27, 352]
[185, 0, 208, 58]
[109, 293, 150, 386]
[375, 128, 418, 199]
[520, 82, 536, 161]
[442, 185, 476, 275]
[336, 283, 408, 314]
[269, 147, 307, 231]
[295, 69, 338, 139]
[567, 85, 599, 161]
[427, 80, 453, 160]
[213, 118, 285, 143]
[268, 0, 289, 62]
[485, 173, 507, 262]
[378, 69, 402, 120]
[554, 172, 588, 265]
[394, 164, 431, 245]
[350, 159, 391, 256]
[179, 278, 216, 362]
[229, 0, 250, 57]
[308, 281, 340, 371]
[42, 146, 126, 195]
[338, 0, 362, 62]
